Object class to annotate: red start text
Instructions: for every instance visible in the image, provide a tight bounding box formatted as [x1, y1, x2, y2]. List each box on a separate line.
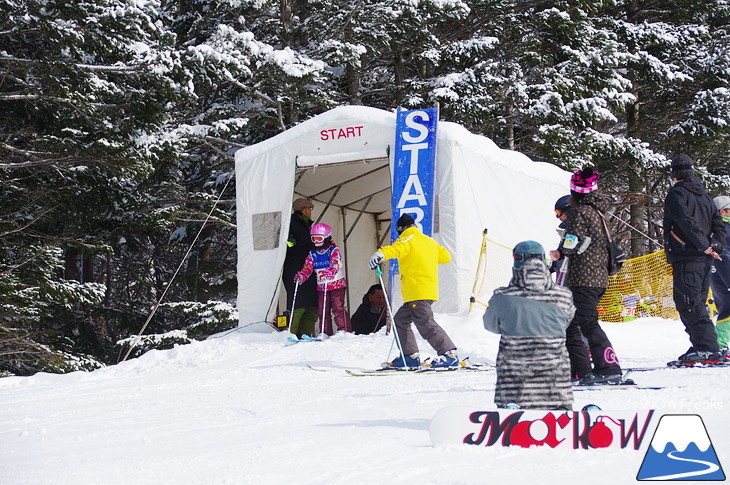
[320, 126, 364, 141]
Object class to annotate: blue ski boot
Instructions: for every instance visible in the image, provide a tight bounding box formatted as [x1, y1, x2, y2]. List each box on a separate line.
[388, 352, 420, 368]
[431, 349, 459, 368]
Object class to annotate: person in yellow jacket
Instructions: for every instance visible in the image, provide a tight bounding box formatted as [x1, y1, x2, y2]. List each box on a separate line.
[368, 213, 458, 368]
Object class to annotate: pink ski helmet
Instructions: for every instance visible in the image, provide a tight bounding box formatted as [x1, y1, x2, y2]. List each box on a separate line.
[310, 223, 331, 246]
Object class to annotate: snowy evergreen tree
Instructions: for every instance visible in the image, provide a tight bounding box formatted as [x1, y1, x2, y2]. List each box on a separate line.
[0, 0, 189, 373]
[426, 0, 729, 254]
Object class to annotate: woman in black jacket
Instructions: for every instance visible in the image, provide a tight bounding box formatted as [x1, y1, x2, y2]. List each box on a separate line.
[558, 168, 623, 385]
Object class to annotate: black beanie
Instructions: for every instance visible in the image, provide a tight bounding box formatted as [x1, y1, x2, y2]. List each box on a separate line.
[670, 154, 694, 176]
[395, 213, 416, 234]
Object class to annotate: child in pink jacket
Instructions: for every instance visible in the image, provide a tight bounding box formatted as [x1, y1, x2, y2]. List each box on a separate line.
[295, 223, 352, 336]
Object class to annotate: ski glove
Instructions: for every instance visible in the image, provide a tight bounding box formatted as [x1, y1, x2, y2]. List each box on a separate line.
[368, 251, 385, 269]
[294, 272, 306, 284]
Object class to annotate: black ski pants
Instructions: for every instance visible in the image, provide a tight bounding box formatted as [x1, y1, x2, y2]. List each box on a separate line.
[672, 259, 719, 352]
[566, 286, 622, 378]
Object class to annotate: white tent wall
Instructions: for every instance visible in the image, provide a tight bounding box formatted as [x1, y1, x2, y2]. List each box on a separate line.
[235, 106, 572, 331]
[442, 121, 573, 303]
[235, 141, 297, 330]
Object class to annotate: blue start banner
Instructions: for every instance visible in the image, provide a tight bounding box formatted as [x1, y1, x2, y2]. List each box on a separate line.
[391, 106, 438, 241]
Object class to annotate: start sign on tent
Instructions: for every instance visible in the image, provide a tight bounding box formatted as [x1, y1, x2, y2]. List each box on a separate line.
[319, 125, 364, 141]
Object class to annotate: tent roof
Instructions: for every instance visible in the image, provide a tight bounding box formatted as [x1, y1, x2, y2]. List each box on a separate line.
[238, 105, 399, 217]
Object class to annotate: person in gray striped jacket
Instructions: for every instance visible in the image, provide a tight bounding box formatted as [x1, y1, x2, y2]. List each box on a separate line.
[483, 241, 576, 410]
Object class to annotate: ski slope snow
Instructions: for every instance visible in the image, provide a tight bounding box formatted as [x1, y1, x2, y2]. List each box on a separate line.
[1, 311, 729, 484]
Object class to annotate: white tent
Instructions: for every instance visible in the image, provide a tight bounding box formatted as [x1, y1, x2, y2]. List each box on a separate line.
[234, 105, 571, 331]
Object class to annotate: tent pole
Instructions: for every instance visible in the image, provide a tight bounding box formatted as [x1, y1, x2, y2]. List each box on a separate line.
[314, 184, 342, 223]
[377, 221, 391, 248]
[309, 164, 389, 198]
[341, 205, 352, 317]
[344, 195, 373, 242]
[294, 170, 306, 187]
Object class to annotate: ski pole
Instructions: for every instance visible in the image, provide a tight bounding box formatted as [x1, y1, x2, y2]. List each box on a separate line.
[320, 277, 328, 338]
[288, 280, 300, 335]
[372, 310, 385, 334]
[555, 256, 569, 286]
[375, 264, 408, 370]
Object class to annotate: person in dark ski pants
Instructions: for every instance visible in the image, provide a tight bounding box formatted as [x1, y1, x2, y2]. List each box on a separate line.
[484, 241, 575, 409]
[351, 284, 389, 335]
[368, 213, 458, 368]
[663, 155, 726, 364]
[711, 195, 730, 349]
[283, 197, 319, 338]
[557, 167, 623, 385]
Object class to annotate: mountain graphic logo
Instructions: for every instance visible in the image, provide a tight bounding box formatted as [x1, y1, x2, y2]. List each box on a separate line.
[637, 414, 725, 481]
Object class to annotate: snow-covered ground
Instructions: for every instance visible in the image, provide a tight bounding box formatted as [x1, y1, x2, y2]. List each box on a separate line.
[2, 311, 728, 484]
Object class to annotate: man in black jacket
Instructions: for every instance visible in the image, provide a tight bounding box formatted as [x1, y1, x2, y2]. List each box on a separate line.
[283, 198, 319, 338]
[663, 154, 726, 364]
[351, 284, 389, 335]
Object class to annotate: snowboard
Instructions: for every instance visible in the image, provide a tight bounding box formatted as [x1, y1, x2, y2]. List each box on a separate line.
[429, 406, 657, 450]
[570, 376, 666, 390]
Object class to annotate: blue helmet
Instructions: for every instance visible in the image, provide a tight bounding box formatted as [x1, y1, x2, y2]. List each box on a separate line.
[513, 241, 546, 269]
[554, 195, 572, 212]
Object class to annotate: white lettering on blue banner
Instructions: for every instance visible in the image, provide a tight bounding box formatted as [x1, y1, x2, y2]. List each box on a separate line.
[391, 106, 438, 241]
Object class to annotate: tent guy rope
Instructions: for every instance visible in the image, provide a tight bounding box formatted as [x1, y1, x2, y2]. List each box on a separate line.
[120, 170, 235, 362]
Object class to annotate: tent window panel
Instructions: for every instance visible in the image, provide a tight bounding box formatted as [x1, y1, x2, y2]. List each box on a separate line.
[252, 212, 281, 250]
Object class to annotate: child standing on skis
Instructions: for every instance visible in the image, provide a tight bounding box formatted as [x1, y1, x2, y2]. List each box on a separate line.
[295, 223, 352, 336]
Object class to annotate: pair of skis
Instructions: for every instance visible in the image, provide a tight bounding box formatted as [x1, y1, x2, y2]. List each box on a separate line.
[284, 277, 342, 343]
[286, 334, 325, 345]
[665, 359, 728, 368]
[345, 360, 493, 376]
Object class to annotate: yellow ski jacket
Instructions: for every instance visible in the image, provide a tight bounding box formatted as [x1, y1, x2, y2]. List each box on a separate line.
[379, 227, 451, 302]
